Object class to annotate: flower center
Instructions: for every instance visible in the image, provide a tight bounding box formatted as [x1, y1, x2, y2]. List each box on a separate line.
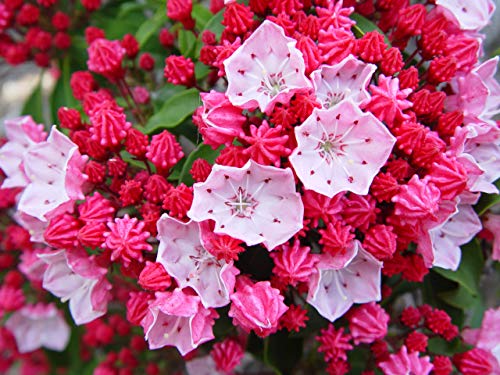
[258, 72, 287, 98]
[324, 90, 347, 108]
[225, 187, 257, 218]
[316, 134, 346, 164]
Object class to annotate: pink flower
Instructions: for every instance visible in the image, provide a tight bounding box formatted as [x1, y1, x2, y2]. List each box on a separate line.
[17, 126, 87, 222]
[211, 338, 245, 373]
[39, 249, 112, 325]
[307, 241, 382, 322]
[270, 239, 317, 286]
[378, 345, 433, 375]
[89, 101, 131, 147]
[392, 175, 442, 227]
[0, 116, 46, 188]
[188, 160, 303, 250]
[229, 280, 288, 338]
[146, 130, 184, 175]
[103, 214, 153, 266]
[483, 213, 500, 261]
[87, 38, 125, 79]
[290, 101, 395, 197]
[348, 302, 389, 345]
[367, 75, 412, 126]
[5, 303, 70, 353]
[224, 20, 311, 114]
[311, 55, 376, 109]
[156, 214, 239, 308]
[195, 90, 246, 149]
[240, 120, 291, 167]
[462, 308, 500, 369]
[316, 325, 353, 362]
[141, 288, 218, 354]
[436, 0, 495, 31]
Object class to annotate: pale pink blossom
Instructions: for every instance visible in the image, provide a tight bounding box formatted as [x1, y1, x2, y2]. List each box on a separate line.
[188, 160, 303, 250]
[448, 125, 500, 194]
[186, 356, 221, 375]
[307, 241, 382, 322]
[0, 116, 46, 188]
[17, 126, 87, 221]
[195, 90, 246, 149]
[224, 20, 311, 114]
[460, 125, 500, 194]
[378, 345, 433, 375]
[436, 0, 495, 31]
[463, 308, 500, 368]
[311, 55, 376, 109]
[348, 302, 389, 345]
[5, 303, 70, 353]
[420, 204, 482, 270]
[445, 57, 500, 125]
[39, 249, 112, 325]
[14, 211, 48, 243]
[156, 214, 239, 308]
[229, 280, 288, 338]
[483, 213, 500, 261]
[18, 247, 51, 282]
[141, 288, 218, 354]
[290, 101, 395, 197]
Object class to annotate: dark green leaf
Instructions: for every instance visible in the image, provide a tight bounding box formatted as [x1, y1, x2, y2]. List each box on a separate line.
[136, 7, 166, 48]
[178, 29, 197, 57]
[474, 181, 500, 215]
[178, 144, 221, 185]
[439, 285, 486, 328]
[350, 13, 391, 46]
[118, 2, 146, 18]
[144, 88, 201, 134]
[22, 78, 45, 124]
[439, 285, 479, 310]
[204, 9, 225, 38]
[50, 57, 79, 124]
[427, 337, 461, 356]
[152, 83, 186, 111]
[192, 4, 213, 30]
[433, 240, 484, 296]
[264, 331, 303, 375]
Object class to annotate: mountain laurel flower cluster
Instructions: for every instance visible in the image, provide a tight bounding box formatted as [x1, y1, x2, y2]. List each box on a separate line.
[0, 0, 499, 374]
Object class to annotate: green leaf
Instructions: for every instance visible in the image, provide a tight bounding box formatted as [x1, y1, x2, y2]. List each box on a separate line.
[118, 2, 146, 18]
[136, 6, 166, 48]
[474, 180, 500, 215]
[439, 285, 480, 310]
[178, 29, 197, 57]
[264, 331, 303, 375]
[144, 88, 201, 134]
[178, 144, 221, 185]
[433, 240, 484, 296]
[22, 78, 45, 124]
[439, 285, 486, 328]
[192, 4, 213, 30]
[350, 13, 391, 46]
[50, 56, 79, 124]
[204, 9, 225, 38]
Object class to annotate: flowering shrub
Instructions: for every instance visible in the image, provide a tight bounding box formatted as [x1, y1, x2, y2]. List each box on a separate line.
[0, 0, 499, 374]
